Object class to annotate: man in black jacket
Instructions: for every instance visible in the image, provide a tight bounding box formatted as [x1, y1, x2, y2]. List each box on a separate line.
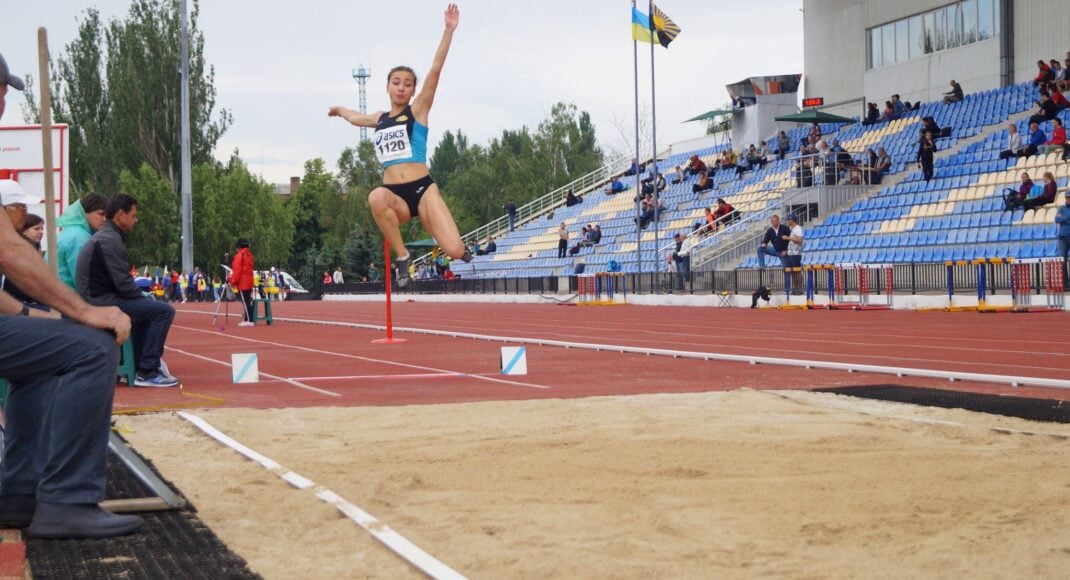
[757, 214, 791, 269]
[77, 194, 178, 388]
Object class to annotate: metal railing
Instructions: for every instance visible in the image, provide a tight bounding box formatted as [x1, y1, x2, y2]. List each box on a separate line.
[415, 154, 632, 265]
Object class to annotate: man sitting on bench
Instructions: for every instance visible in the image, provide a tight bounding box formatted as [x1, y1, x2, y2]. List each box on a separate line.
[77, 194, 179, 388]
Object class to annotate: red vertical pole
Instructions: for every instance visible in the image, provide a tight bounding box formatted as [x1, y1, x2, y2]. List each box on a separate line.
[372, 240, 406, 344]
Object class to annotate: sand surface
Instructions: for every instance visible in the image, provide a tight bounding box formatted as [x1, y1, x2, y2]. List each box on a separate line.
[121, 390, 1070, 579]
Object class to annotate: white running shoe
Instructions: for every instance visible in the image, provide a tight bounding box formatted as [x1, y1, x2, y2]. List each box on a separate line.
[238, 321, 255, 327]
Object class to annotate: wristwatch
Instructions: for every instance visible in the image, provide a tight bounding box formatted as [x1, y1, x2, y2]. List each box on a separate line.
[19, 304, 30, 316]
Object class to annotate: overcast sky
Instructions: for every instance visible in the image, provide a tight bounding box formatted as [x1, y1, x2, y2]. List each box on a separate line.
[4, 0, 804, 183]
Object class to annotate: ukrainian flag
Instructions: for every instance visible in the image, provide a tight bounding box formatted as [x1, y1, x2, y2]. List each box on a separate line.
[632, 7, 655, 44]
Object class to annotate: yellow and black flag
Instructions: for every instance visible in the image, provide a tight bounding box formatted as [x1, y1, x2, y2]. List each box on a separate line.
[650, 3, 681, 48]
[632, 4, 681, 48]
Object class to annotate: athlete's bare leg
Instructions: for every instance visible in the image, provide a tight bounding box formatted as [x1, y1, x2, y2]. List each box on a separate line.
[417, 184, 465, 259]
[368, 186, 413, 259]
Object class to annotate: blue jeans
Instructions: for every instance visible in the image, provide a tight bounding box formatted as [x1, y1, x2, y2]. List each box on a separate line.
[674, 258, 690, 290]
[0, 316, 119, 503]
[758, 245, 789, 268]
[1060, 237, 1070, 286]
[113, 298, 175, 376]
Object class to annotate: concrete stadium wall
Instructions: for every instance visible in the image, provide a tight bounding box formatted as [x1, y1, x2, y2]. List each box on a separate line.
[805, 0, 1070, 109]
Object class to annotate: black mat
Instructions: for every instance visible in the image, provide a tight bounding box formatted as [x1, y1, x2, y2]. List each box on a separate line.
[25, 441, 260, 579]
[815, 385, 1070, 424]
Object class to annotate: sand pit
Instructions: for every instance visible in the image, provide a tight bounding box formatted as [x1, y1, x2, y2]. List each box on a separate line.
[120, 390, 1070, 578]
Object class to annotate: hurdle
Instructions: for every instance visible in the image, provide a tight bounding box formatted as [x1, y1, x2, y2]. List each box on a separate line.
[577, 273, 627, 306]
[1010, 257, 1066, 313]
[778, 266, 809, 310]
[371, 241, 407, 344]
[975, 258, 1015, 313]
[932, 259, 983, 312]
[826, 263, 894, 311]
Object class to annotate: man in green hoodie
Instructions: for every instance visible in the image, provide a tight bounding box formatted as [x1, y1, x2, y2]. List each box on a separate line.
[55, 193, 108, 290]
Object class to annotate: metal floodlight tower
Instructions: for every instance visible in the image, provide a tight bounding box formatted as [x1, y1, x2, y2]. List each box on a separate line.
[352, 65, 372, 141]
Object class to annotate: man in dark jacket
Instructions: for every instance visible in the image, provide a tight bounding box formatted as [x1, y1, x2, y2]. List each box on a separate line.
[757, 214, 791, 269]
[77, 194, 178, 388]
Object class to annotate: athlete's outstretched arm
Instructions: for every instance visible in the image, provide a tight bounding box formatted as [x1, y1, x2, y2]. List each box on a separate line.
[413, 3, 458, 119]
[328, 106, 380, 127]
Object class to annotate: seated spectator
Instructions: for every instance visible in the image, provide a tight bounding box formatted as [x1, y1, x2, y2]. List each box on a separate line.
[794, 156, 814, 188]
[808, 122, 821, 142]
[1035, 60, 1053, 87]
[1029, 93, 1058, 125]
[484, 236, 497, 254]
[942, 80, 964, 104]
[1003, 171, 1034, 212]
[1051, 60, 1065, 87]
[624, 158, 640, 176]
[642, 172, 666, 195]
[564, 189, 583, 206]
[641, 166, 657, 185]
[890, 94, 907, 119]
[635, 200, 655, 230]
[604, 179, 626, 195]
[1039, 118, 1067, 155]
[1023, 121, 1046, 157]
[870, 146, 892, 184]
[712, 197, 739, 228]
[776, 130, 791, 160]
[686, 154, 707, 177]
[1022, 171, 1059, 212]
[692, 170, 713, 194]
[758, 140, 772, 165]
[56, 192, 109, 291]
[76, 194, 179, 387]
[1049, 83, 1070, 111]
[719, 150, 736, 171]
[999, 124, 1027, 159]
[670, 165, 685, 184]
[862, 102, 879, 126]
[878, 100, 894, 123]
[1, 213, 54, 314]
[703, 206, 717, 235]
[1060, 57, 1070, 92]
[756, 214, 791, 269]
[746, 144, 765, 170]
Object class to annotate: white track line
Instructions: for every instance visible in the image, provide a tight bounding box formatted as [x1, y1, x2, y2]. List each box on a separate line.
[178, 412, 466, 580]
[166, 346, 342, 397]
[288, 372, 492, 382]
[172, 325, 551, 390]
[258, 315, 1070, 391]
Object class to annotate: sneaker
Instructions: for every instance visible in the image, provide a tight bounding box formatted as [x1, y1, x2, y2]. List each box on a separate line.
[134, 372, 180, 388]
[237, 321, 255, 327]
[461, 248, 473, 263]
[396, 256, 412, 288]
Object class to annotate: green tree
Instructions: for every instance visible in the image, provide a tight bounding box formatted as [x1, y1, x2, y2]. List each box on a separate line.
[119, 163, 180, 267]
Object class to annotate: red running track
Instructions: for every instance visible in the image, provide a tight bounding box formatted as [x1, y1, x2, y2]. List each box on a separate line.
[112, 301, 1070, 413]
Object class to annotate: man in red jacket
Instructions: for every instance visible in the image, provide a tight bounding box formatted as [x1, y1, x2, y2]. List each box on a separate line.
[228, 239, 255, 327]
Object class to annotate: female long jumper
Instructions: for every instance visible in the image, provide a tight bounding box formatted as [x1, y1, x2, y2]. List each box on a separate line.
[328, 3, 468, 287]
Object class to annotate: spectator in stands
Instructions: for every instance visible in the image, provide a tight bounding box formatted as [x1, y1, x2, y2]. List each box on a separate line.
[503, 199, 518, 232]
[808, 123, 821, 142]
[686, 154, 707, 177]
[1060, 57, 1070, 92]
[890, 94, 908, 120]
[862, 102, 879, 126]
[670, 165, 685, 184]
[921, 116, 942, 138]
[367, 262, 380, 282]
[877, 100, 894, 124]
[794, 154, 814, 188]
[56, 193, 109, 291]
[759, 140, 773, 165]
[757, 214, 791, 269]
[1029, 93, 1058, 126]
[624, 158, 640, 176]
[642, 171, 666, 195]
[999, 124, 1027, 160]
[323, 270, 333, 286]
[591, 224, 601, 244]
[564, 189, 582, 207]
[776, 130, 791, 160]
[77, 194, 179, 387]
[942, 80, 964, 104]
[712, 198, 739, 229]
[784, 215, 805, 294]
[557, 222, 568, 259]
[1023, 121, 1047, 157]
[1023, 171, 1059, 212]
[1047, 82, 1070, 111]
[692, 170, 713, 195]
[1039, 118, 1067, 155]
[484, 237, 496, 254]
[669, 232, 693, 291]
[917, 131, 937, 182]
[1056, 193, 1070, 286]
[333, 267, 344, 284]
[719, 150, 736, 172]
[1050, 60, 1065, 86]
[604, 178, 626, 195]
[1035, 60, 1054, 87]
[746, 144, 765, 171]
[1003, 171, 1035, 212]
[636, 199, 654, 230]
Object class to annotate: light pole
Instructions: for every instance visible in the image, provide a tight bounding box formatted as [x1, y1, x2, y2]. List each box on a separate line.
[352, 65, 372, 142]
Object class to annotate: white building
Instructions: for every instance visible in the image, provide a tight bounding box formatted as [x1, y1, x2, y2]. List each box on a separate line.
[803, 0, 1070, 116]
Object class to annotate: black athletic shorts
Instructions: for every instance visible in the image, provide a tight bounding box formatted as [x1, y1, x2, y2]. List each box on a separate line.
[384, 175, 435, 218]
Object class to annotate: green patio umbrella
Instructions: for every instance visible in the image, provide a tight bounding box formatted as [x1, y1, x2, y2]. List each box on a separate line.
[405, 238, 439, 251]
[774, 109, 856, 124]
[683, 109, 734, 123]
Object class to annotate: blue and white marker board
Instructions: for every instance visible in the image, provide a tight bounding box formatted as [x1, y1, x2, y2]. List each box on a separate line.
[500, 346, 528, 376]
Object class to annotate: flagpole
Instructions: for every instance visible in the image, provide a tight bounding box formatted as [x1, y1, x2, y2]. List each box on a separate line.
[648, 0, 660, 293]
[632, 0, 643, 279]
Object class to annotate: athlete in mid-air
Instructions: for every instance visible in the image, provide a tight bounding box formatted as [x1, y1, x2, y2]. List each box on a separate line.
[328, 3, 469, 287]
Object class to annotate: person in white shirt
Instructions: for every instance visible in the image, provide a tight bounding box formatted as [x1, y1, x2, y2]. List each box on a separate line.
[783, 215, 805, 294]
[998, 124, 1028, 160]
[332, 267, 344, 284]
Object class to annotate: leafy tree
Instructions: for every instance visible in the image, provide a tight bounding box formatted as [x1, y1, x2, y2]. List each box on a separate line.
[119, 163, 180, 267]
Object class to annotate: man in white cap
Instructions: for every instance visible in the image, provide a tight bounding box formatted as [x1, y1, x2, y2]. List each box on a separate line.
[0, 52, 143, 539]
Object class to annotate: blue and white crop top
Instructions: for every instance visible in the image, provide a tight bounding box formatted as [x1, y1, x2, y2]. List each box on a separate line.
[373, 106, 428, 168]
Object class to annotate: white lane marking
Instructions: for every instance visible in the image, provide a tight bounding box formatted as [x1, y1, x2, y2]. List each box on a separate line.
[165, 346, 342, 397]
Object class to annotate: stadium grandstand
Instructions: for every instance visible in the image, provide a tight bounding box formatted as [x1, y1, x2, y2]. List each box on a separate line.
[410, 0, 1070, 305]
